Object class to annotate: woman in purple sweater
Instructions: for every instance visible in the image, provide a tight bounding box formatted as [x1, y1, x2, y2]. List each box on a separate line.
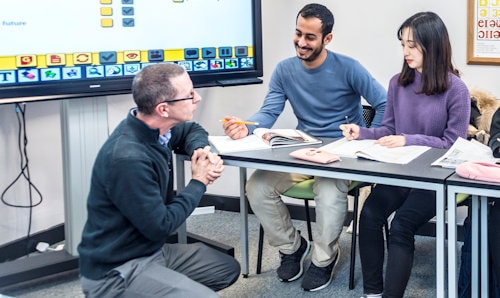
[340, 12, 470, 298]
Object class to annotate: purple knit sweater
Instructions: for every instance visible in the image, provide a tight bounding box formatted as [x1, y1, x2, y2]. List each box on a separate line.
[359, 71, 470, 149]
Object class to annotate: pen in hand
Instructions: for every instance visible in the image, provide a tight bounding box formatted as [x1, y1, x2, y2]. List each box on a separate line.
[344, 116, 353, 137]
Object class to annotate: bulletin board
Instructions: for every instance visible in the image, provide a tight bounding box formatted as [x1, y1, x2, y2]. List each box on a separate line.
[467, 0, 500, 65]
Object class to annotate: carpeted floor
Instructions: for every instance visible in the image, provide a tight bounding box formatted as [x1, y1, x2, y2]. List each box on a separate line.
[1, 210, 453, 297]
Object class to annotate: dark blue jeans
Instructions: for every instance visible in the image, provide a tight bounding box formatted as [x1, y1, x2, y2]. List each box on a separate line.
[359, 185, 437, 298]
[458, 199, 500, 298]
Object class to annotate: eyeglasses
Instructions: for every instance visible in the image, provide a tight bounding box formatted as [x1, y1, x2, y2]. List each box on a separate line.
[158, 96, 195, 104]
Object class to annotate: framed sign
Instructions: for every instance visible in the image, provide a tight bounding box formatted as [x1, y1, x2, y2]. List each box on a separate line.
[467, 0, 500, 65]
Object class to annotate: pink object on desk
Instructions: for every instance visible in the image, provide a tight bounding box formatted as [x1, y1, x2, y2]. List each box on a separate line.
[289, 147, 340, 164]
[456, 161, 500, 183]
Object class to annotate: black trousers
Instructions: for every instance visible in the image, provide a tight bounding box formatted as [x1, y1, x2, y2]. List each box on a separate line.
[359, 184, 436, 298]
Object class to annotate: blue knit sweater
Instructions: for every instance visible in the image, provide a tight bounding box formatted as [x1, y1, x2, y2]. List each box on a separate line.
[78, 110, 208, 280]
[247, 50, 387, 138]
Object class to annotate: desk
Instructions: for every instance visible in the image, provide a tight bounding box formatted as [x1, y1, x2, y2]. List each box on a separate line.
[446, 174, 500, 298]
[217, 146, 453, 297]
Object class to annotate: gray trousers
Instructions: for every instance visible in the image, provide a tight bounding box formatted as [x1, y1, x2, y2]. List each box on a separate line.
[246, 170, 348, 267]
[81, 242, 240, 298]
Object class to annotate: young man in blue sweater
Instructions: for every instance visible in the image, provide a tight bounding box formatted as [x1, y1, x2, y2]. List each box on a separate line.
[78, 63, 240, 297]
[222, 3, 386, 292]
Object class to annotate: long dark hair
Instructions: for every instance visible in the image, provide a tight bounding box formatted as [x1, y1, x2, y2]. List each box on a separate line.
[397, 12, 460, 95]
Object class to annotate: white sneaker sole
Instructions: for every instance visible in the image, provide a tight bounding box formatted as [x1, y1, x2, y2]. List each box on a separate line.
[279, 239, 311, 282]
[305, 243, 340, 292]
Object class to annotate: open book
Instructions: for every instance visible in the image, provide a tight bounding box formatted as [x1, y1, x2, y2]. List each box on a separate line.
[431, 137, 499, 168]
[253, 128, 321, 147]
[209, 128, 322, 153]
[319, 138, 430, 164]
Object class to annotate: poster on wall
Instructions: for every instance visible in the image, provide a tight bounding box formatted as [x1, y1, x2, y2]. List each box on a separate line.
[467, 0, 500, 65]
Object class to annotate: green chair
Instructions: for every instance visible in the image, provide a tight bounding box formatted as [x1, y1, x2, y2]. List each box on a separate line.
[255, 105, 378, 290]
[456, 193, 470, 205]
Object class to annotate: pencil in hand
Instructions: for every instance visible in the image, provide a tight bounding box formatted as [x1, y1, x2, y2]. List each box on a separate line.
[219, 119, 259, 125]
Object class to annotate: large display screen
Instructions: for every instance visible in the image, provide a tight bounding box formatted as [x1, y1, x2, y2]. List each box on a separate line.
[0, 0, 263, 103]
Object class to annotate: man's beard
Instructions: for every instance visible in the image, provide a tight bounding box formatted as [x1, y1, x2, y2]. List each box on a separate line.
[295, 42, 323, 62]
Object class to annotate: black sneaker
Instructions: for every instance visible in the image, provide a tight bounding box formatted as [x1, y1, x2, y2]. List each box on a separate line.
[301, 243, 340, 291]
[276, 236, 311, 282]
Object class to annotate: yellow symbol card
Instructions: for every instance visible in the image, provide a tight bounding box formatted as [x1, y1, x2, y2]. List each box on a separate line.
[46, 54, 66, 66]
[16, 55, 37, 68]
[123, 51, 141, 62]
[73, 53, 92, 65]
[101, 7, 113, 16]
[101, 18, 113, 28]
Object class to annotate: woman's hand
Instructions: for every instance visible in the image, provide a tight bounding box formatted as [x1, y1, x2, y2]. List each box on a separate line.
[375, 135, 406, 148]
[339, 124, 360, 141]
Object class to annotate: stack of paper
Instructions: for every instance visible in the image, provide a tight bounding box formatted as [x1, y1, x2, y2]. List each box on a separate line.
[208, 135, 270, 153]
[431, 137, 498, 168]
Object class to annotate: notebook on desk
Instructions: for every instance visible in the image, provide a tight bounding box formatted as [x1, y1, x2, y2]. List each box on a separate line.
[320, 138, 430, 164]
[209, 129, 322, 153]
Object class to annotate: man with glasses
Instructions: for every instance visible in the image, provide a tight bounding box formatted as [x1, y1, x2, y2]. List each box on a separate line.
[78, 63, 240, 297]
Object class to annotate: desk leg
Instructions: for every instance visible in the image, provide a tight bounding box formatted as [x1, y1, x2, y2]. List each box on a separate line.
[175, 154, 187, 244]
[471, 195, 479, 297]
[447, 187, 458, 298]
[239, 167, 249, 277]
[435, 187, 445, 298]
[480, 196, 488, 298]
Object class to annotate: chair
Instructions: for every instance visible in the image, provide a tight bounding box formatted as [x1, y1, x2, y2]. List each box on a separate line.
[255, 105, 378, 290]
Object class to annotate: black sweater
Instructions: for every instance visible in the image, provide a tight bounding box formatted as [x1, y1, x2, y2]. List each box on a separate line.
[78, 111, 208, 279]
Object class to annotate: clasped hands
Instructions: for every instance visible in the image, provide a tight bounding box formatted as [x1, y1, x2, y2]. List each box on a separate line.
[191, 146, 224, 185]
[339, 124, 406, 147]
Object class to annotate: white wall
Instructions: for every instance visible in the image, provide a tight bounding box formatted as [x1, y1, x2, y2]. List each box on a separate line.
[1, 0, 499, 245]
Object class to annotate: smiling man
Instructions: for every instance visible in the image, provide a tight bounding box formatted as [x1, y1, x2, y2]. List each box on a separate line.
[221, 3, 387, 292]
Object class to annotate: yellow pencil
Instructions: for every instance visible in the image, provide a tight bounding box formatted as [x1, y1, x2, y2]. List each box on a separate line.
[219, 119, 259, 125]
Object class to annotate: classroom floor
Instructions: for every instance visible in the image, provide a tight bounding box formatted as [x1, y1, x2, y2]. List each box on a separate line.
[1, 210, 456, 297]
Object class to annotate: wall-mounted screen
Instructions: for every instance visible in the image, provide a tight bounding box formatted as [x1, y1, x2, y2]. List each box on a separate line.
[0, 0, 263, 104]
